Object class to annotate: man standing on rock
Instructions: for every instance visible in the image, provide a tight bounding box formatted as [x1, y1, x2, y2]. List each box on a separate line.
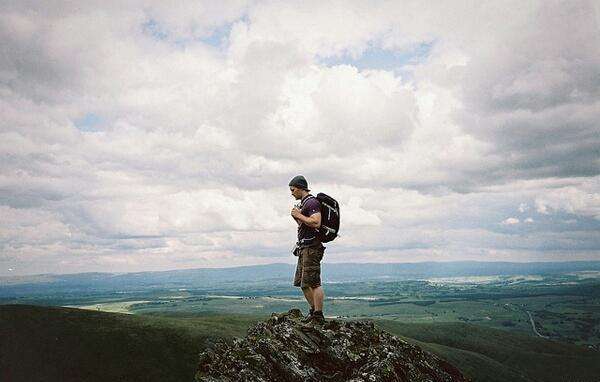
[289, 175, 326, 325]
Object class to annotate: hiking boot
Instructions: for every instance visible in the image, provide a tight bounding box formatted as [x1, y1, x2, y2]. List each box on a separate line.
[301, 311, 325, 328]
[301, 308, 315, 323]
[313, 311, 325, 324]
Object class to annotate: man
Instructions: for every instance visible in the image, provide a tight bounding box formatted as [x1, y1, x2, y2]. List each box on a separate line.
[289, 175, 326, 325]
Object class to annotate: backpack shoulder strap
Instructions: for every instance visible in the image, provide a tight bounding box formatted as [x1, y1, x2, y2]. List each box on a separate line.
[300, 194, 316, 207]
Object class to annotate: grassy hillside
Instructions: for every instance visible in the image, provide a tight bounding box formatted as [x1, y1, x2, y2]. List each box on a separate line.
[0, 304, 265, 382]
[2, 304, 599, 382]
[377, 320, 600, 382]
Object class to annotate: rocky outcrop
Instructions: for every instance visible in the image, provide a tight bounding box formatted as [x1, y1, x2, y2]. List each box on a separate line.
[196, 309, 469, 382]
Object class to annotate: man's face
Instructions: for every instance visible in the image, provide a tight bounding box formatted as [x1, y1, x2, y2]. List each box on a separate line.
[290, 186, 302, 200]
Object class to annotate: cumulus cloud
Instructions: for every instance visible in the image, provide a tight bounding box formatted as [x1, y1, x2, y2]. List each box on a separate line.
[534, 177, 600, 220]
[1, 0, 599, 275]
[518, 203, 528, 213]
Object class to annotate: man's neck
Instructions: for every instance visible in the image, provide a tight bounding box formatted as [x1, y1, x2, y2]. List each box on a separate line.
[300, 191, 311, 202]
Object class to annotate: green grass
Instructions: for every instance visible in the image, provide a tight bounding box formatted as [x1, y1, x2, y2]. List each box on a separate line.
[2, 304, 599, 382]
[376, 320, 600, 382]
[0, 304, 265, 382]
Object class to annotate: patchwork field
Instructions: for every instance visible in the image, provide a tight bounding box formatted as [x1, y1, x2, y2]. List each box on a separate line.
[21, 271, 596, 349]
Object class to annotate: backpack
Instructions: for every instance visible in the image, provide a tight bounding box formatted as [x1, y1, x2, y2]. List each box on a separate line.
[315, 193, 340, 243]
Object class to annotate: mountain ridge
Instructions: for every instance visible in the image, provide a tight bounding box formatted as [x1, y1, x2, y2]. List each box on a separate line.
[3, 260, 599, 284]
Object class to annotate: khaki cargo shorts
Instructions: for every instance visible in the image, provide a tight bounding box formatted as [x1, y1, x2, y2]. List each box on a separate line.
[293, 244, 325, 288]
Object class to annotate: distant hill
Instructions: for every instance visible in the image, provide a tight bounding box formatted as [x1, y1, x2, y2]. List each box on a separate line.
[2, 260, 600, 297]
[2, 304, 599, 382]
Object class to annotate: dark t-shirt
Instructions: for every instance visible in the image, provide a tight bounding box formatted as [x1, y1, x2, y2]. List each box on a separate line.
[297, 194, 321, 247]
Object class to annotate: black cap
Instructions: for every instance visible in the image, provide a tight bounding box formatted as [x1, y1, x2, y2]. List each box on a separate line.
[289, 175, 310, 191]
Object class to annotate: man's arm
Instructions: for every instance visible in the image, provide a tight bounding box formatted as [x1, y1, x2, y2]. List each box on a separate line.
[291, 208, 321, 228]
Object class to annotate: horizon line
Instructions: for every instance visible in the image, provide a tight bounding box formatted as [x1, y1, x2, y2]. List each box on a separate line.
[3, 259, 600, 278]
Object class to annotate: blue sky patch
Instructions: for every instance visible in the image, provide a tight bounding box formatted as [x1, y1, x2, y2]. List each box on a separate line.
[142, 18, 237, 50]
[319, 42, 433, 73]
[142, 19, 168, 40]
[74, 113, 103, 132]
[199, 21, 234, 48]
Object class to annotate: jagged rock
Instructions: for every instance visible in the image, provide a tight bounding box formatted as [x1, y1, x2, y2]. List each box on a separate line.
[196, 309, 469, 382]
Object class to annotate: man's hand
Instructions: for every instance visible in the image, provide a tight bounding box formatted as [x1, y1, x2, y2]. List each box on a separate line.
[291, 207, 302, 226]
[291, 207, 302, 219]
[292, 207, 321, 229]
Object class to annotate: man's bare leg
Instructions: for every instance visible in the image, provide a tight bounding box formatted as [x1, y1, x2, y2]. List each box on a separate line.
[312, 286, 324, 312]
[301, 287, 314, 310]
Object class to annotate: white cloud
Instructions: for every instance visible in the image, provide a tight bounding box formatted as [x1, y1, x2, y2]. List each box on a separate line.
[1, 1, 599, 275]
[501, 218, 520, 225]
[0, 206, 72, 244]
[534, 177, 600, 220]
[518, 203, 529, 213]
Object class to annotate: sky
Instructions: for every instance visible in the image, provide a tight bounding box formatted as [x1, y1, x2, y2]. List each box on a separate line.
[1, 1, 599, 276]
